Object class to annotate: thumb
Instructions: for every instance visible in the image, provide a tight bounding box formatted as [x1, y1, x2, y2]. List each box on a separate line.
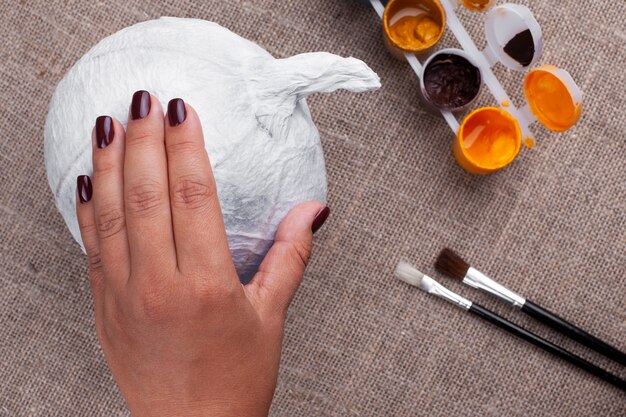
[245, 202, 330, 318]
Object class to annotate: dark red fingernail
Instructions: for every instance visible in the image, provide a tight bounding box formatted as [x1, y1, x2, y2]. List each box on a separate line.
[77, 175, 93, 204]
[311, 206, 330, 234]
[130, 90, 151, 120]
[167, 98, 186, 127]
[95, 116, 114, 148]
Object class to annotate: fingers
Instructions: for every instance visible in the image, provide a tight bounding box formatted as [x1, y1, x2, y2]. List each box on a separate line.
[91, 116, 130, 290]
[76, 175, 104, 313]
[164, 99, 237, 282]
[246, 202, 330, 317]
[124, 91, 176, 275]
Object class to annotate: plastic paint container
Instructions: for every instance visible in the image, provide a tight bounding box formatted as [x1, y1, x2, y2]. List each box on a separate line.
[453, 107, 522, 174]
[420, 48, 482, 112]
[383, 0, 446, 58]
[483, 3, 543, 70]
[460, 0, 495, 12]
[365, 0, 583, 174]
[523, 65, 583, 132]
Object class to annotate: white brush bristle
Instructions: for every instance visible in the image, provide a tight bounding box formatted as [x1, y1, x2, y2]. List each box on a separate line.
[395, 261, 425, 287]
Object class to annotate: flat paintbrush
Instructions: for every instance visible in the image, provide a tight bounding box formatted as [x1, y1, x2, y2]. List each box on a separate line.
[435, 248, 626, 367]
[395, 262, 626, 391]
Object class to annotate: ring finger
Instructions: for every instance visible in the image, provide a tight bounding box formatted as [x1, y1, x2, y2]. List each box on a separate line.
[92, 116, 130, 290]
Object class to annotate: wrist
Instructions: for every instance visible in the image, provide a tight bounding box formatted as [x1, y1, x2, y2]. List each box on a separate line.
[127, 396, 271, 417]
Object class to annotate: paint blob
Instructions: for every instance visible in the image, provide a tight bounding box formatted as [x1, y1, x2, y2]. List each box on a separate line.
[384, 0, 445, 52]
[501, 100, 510, 107]
[423, 53, 481, 110]
[524, 137, 536, 149]
[503, 29, 535, 67]
[524, 67, 582, 132]
[453, 107, 521, 174]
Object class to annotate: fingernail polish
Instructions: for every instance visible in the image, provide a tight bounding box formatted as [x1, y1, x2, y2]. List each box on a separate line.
[130, 90, 151, 120]
[311, 206, 330, 234]
[95, 116, 114, 148]
[77, 175, 93, 204]
[167, 98, 186, 127]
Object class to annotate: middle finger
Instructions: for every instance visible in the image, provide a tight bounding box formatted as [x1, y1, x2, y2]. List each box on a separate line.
[124, 91, 176, 275]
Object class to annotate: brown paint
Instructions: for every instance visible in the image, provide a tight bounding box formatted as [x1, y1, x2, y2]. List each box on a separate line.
[503, 29, 534, 67]
[423, 53, 481, 110]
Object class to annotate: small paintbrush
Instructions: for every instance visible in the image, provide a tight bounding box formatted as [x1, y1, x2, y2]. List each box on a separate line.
[395, 262, 626, 391]
[435, 248, 626, 367]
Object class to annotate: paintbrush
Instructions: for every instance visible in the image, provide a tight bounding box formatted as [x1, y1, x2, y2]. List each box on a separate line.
[435, 248, 626, 367]
[395, 262, 626, 391]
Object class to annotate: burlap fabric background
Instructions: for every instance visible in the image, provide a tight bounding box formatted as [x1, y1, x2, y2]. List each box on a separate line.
[1, 0, 625, 415]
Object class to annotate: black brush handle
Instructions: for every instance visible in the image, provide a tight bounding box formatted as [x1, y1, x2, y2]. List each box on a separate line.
[469, 304, 626, 392]
[522, 300, 626, 367]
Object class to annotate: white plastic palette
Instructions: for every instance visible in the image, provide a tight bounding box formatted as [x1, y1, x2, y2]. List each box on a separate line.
[366, 0, 580, 144]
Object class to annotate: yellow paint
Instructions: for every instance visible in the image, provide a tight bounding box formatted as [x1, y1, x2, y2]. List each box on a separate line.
[461, 0, 494, 12]
[501, 100, 510, 107]
[524, 66, 582, 132]
[524, 137, 536, 149]
[453, 107, 522, 174]
[383, 0, 446, 53]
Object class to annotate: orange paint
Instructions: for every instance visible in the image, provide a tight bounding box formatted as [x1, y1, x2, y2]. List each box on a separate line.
[453, 107, 522, 174]
[461, 0, 494, 12]
[501, 100, 510, 107]
[524, 137, 535, 149]
[524, 66, 582, 132]
[389, 14, 440, 50]
[383, 0, 446, 53]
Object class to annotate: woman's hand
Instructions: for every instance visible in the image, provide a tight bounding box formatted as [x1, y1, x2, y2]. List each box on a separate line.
[75, 91, 330, 417]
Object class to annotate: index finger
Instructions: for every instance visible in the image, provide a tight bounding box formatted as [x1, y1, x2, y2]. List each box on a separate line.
[164, 99, 237, 281]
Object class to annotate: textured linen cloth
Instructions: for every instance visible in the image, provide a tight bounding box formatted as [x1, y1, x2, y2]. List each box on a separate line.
[0, 0, 624, 416]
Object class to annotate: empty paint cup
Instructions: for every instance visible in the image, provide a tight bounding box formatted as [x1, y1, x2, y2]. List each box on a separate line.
[453, 106, 522, 174]
[382, 0, 446, 59]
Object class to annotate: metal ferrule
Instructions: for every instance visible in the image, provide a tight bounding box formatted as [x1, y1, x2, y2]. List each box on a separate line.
[463, 267, 526, 308]
[419, 275, 473, 310]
